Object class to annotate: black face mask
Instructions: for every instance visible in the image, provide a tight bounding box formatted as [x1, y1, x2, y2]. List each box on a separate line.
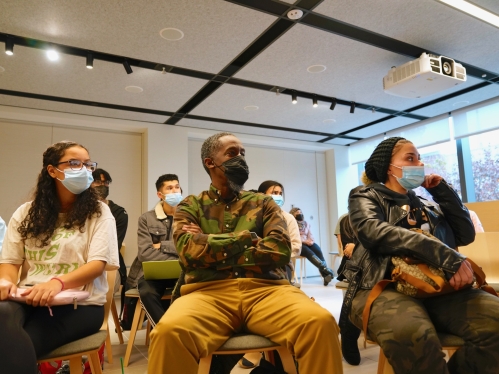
[295, 214, 304, 221]
[94, 185, 109, 199]
[218, 155, 249, 187]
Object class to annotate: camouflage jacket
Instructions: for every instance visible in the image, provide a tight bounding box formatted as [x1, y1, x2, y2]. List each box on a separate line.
[173, 184, 291, 284]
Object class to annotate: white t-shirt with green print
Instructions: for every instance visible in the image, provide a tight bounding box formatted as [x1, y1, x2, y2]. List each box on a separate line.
[0, 201, 119, 306]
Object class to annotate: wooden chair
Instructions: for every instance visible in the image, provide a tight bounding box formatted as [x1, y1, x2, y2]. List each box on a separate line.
[37, 270, 117, 374]
[291, 256, 306, 286]
[329, 251, 340, 275]
[197, 333, 297, 374]
[374, 332, 464, 374]
[109, 244, 126, 350]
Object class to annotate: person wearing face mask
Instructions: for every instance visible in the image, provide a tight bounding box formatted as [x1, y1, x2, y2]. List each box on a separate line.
[339, 137, 499, 373]
[126, 174, 182, 326]
[91, 169, 128, 295]
[0, 141, 119, 373]
[289, 207, 335, 286]
[148, 132, 343, 374]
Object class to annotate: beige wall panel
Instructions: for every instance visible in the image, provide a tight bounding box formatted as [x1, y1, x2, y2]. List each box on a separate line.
[0, 121, 53, 221]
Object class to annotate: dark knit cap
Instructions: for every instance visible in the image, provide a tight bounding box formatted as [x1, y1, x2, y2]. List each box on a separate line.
[365, 137, 405, 183]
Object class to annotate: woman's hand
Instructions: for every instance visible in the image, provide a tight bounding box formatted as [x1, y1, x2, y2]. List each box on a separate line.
[21, 279, 63, 307]
[344, 243, 355, 258]
[449, 260, 474, 290]
[0, 279, 17, 301]
[421, 174, 443, 189]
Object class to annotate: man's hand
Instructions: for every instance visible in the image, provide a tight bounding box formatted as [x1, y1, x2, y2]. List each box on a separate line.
[421, 174, 443, 189]
[449, 260, 474, 290]
[182, 223, 203, 235]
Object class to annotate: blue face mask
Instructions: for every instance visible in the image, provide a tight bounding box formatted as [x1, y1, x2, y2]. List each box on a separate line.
[56, 167, 93, 194]
[163, 192, 183, 207]
[390, 164, 425, 190]
[271, 194, 284, 207]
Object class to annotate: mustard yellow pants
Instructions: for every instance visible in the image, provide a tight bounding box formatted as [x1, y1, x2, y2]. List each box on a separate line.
[148, 278, 343, 373]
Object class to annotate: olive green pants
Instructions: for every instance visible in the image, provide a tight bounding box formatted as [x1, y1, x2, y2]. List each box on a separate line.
[351, 286, 499, 374]
[149, 278, 343, 374]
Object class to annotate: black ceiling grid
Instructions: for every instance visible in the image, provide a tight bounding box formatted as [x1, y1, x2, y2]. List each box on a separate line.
[164, 0, 325, 125]
[226, 0, 499, 143]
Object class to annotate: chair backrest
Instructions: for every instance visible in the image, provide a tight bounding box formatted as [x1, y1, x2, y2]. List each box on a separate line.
[460, 232, 499, 283]
[119, 243, 125, 257]
[101, 270, 117, 330]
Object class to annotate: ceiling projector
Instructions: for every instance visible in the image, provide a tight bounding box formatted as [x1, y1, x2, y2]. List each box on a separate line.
[383, 52, 466, 98]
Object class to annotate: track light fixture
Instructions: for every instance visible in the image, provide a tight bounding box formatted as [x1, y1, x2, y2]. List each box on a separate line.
[5, 37, 13, 56]
[86, 53, 93, 69]
[276, 88, 280, 96]
[313, 96, 318, 108]
[372, 107, 376, 113]
[330, 98, 336, 111]
[123, 59, 133, 74]
[292, 91, 297, 104]
[162, 67, 167, 74]
[350, 102, 355, 113]
[46, 48, 59, 61]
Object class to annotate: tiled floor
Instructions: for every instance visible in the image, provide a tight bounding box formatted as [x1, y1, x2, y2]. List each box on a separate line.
[104, 277, 380, 373]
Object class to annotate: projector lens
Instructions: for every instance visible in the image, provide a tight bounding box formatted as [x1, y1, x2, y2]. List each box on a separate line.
[443, 62, 452, 75]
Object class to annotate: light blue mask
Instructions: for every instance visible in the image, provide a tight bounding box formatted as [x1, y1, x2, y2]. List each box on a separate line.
[390, 164, 425, 190]
[163, 192, 183, 207]
[56, 167, 93, 195]
[271, 194, 284, 207]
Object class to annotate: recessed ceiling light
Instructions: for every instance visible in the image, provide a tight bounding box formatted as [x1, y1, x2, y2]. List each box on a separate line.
[452, 100, 469, 107]
[307, 65, 326, 73]
[0, 66, 5, 73]
[323, 119, 336, 123]
[244, 105, 259, 111]
[46, 49, 59, 61]
[437, 0, 499, 29]
[160, 28, 184, 41]
[125, 86, 144, 93]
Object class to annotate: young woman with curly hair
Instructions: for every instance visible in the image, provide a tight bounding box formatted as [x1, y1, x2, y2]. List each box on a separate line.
[0, 140, 119, 373]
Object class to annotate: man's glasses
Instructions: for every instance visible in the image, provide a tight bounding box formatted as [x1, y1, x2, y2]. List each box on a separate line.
[56, 159, 98, 171]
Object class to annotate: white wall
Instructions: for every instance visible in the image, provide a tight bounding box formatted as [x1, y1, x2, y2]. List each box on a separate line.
[0, 105, 349, 275]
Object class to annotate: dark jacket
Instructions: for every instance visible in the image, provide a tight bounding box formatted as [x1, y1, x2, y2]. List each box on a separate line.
[108, 200, 128, 283]
[126, 202, 179, 288]
[340, 180, 475, 290]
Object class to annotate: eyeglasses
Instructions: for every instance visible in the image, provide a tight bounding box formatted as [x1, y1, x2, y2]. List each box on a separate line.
[93, 180, 110, 186]
[56, 159, 98, 171]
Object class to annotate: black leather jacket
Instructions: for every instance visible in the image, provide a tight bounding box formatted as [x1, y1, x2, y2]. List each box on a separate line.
[340, 180, 475, 290]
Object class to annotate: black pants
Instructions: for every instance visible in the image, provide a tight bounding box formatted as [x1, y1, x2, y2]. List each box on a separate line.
[0, 301, 103, 374]
[300, 242, 325, 262]
[137, 277, 177, 325]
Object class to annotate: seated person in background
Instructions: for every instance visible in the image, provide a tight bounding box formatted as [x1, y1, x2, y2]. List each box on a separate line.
[91, 168, 128, 292]
[0, 141, 119, 373]
[468, 209, 484, 233]
[289, 207, 334, 286]
[148, 132, 343, 374]
[334, 212, 348, 257]
[126, 174, 182, 327]
[340, 137, 499, 373]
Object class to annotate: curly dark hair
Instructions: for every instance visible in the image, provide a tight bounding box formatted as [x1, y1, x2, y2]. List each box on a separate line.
[17, 140, 101, 247]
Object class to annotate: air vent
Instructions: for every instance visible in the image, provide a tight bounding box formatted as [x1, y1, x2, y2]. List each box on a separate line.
[393, 61, 421, 83]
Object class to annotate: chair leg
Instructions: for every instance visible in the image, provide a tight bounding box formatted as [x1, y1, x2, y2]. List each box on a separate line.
[105, 326, 113, 364]
[69, 357, 83, 374]
[197, 355, 213, 374]
[145, 319, 152, 346]
[377, 348, 395, 374]
[88, 350, 104, 374]
[300, 258, 304, 285]
[276, 347, 298, 374]
[111, 298, 124, 344]
[124, 301, 146, 367]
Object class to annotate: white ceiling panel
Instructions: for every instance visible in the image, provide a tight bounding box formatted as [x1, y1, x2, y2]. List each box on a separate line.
[324, 137, 355, 146]
[234, 24, 482, 112]
[410, 84, 499, 117]
[313, 0, 499, 74]
[190, 84, 389, 135]
[0, 0, 277, 73]
[346, 116, 418, 139]
[471, 0, 499, 15]
[0, 95, 168, 123]
[177, 118, 325, 143]
[0, 45, 204, 112]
